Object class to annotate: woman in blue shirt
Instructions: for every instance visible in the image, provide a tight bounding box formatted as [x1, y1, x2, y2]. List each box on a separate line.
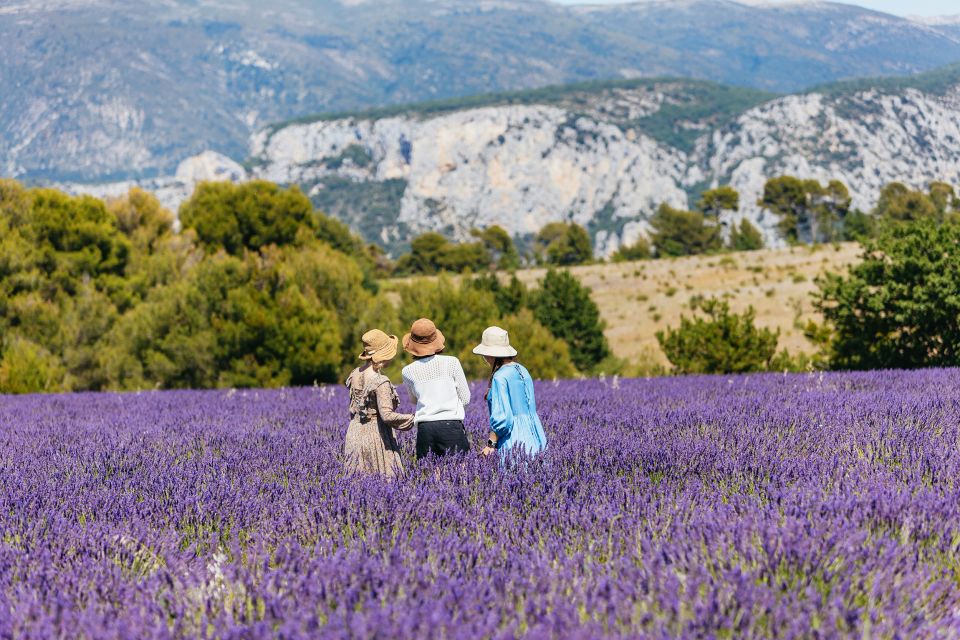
[472, 326, 548, 461]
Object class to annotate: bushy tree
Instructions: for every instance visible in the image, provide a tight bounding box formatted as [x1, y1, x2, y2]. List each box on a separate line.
[500, 309, 577, 379]
[698, 185, 740, 218]
[102, 247, 349, 389]
[759, 177, 849, 244]
[612, 236, 652, 262]
[531, 269, 609, 372]
[656, 298, 779, 374]
[535, 222, 593, 266]
[728, 218, 764, 251]
[650, 203, 721, 257]
[816, 218, 960, 370]
[395, 232, 491, 275]
[873, 182, 945, 225]
[472, 225, 520, 270]
[470, 273, 527, 316]
[0, 336, 67, 394]
[179, 181, 315, 255]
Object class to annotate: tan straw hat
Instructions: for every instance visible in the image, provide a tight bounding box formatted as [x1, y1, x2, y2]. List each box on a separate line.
[402, 318, 445, 357]
[359, 329, 399, 364]
[472, 326, 518, 358]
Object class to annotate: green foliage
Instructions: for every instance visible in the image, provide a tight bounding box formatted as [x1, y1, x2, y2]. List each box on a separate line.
[759, 176, 849, 244]
[698, 186, 740, 217]
[0, 180, 380, 393]
[471, 225, 520, 270]
[728, 218, 764, 252]
[656, 298, 781, 375]
[873, 182, 949, 225]
[612, 236, 652, 262]
[470, 273, 528, 316]
[650, 203, 722, 257]
[531, 269, 610, 372]
[0, 336, 67, 394]
[535, 222, 593, 266]
[103, 245, 356, 389]
[499, 309, 578, 380]
[394, 232, 491, 275]
[816, 219, 960, 370]
[179, 181, 315, 255]
[842, 210, 877, 241]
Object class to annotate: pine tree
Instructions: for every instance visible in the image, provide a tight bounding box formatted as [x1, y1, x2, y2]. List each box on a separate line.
[531, 269, 609, 372]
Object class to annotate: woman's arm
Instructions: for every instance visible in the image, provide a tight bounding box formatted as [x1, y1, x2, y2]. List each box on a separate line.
[374, 382, 414, 431]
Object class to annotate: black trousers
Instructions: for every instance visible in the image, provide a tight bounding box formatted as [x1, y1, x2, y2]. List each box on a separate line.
[416, 420, 470, 460]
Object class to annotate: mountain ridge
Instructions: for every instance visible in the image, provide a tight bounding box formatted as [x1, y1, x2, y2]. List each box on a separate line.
[7, 0, 960, 181]
[62, 63, 960, 258]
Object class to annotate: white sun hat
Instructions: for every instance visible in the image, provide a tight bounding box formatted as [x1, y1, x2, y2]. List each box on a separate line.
[472, 326, 518, 358]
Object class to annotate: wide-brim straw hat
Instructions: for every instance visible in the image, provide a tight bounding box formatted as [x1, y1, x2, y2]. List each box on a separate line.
[402, 318, 445, 357]
[359, 329, 399, 364]
[472, 326, 518, 358]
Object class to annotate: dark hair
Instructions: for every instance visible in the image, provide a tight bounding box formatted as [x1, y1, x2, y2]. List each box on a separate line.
[485, 357, 509, 401]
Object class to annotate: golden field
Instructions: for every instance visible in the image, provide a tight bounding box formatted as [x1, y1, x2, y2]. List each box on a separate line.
[514, 243, 862, 367]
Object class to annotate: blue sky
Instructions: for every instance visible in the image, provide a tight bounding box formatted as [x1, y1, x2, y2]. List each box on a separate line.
[551, 1, 959, 17]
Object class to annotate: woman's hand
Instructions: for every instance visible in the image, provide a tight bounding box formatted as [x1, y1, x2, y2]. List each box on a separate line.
[480, 446, 496, 457]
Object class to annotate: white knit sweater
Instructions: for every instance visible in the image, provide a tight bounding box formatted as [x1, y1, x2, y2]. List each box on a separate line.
[401, 355, 471, 424]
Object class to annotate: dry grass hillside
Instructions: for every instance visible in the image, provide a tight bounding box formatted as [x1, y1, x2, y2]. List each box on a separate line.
[514, 243, 862, 367]
[387, 242, 863, 370]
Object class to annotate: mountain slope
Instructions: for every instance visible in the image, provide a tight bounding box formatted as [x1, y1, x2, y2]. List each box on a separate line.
[237, 65, 960, 254]
[7, 0, 960, 181]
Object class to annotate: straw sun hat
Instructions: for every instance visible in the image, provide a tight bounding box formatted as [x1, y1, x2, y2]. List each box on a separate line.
[402, 318, 446, 357]
[472, 326, 518, 358]
[359, 329, 399, 364]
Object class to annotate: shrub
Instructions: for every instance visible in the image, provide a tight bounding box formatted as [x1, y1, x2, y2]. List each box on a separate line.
[656, 298, 779, 374]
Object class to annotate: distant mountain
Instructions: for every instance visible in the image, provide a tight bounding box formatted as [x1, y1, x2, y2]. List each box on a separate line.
[6, 0, 960, 181]
[68, 64, 960, 256]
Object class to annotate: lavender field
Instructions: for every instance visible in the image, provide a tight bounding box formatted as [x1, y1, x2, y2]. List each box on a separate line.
[2, 371, 960, 638]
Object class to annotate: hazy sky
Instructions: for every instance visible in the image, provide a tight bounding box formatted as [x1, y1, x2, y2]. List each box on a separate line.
[551, 1, 959, 17]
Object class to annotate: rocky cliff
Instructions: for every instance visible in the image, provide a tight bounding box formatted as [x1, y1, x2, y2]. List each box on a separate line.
[66, 67, 960, 256]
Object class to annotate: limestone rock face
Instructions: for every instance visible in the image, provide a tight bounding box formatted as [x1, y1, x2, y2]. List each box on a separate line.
[248, 79, 960, 255]
[64, 76, 960, 257]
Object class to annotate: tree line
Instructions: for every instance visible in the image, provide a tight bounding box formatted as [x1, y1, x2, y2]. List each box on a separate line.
[654, 178, 960, 375]
[0, 180, 611, 393]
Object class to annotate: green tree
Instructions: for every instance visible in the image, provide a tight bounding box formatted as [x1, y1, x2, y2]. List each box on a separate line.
[874, 182, 938, 224]
[535, 222, 592, 266]
[698, 185, 740, 218]
[842, 210, 877, 242]
[0, 336, 67, 394]
[656, 298, 779, 374]
[650, 203, 721, 257]
[531, 269, 610, 372]
[470, 273, 527, 316]
[612, 236, 652, 262]
[728, 218, 764, 252]
[472, 225, 520, 270]
[500, 309, 577, 379]
[179, 181, 316, 254]
[816, 219, 960, 370]
[759, 176, 849, 244]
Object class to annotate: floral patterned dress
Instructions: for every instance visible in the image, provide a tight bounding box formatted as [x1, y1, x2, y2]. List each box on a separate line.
[344, 368, 414, 477]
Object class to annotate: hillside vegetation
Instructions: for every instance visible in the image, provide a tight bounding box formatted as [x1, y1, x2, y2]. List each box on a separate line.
[516, 244, 862, 369]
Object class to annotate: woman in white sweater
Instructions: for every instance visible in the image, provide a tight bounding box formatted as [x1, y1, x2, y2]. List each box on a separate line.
[401, 318, 472, 460]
